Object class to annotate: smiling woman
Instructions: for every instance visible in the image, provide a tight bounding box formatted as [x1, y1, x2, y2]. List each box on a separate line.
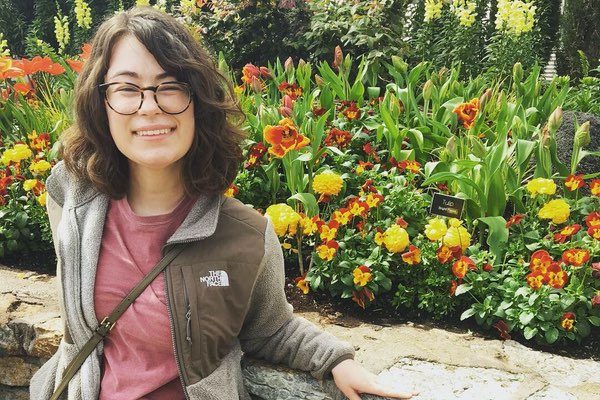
[28, 6, 417, 400]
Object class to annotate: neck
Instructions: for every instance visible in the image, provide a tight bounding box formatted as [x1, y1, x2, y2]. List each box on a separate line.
[127, 163, 185, 216]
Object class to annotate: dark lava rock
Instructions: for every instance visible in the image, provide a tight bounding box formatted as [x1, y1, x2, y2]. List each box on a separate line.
[555, 111, 600, 176]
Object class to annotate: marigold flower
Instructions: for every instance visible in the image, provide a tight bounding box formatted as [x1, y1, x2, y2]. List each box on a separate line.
[553, 224, 581, 243]
[401, 245, 421, 265]
[526, 178, 556, 196]
[313, 171, 343, 196]
[526, 271, 544, 290]
[443, 219, 471, 251]
[294, 276, 310, 294]
[263, 118, 310, 158]
[425, 217, 448, 241]
[37, 191, 47, 207]
[506, 214, 525, 228]
[382, 225, 409, 253]
[351, 287, 375, 309]
[560, 312, 575, 331]
[353, 265, 372, 287]
[341, 101, 361, 120]
[585, 212, 600, 229]
[561, 248, 590, 267]
[546, 263, 568, 289]
[452, 256, 475, 279]
[453, 98, 479, 129]
[590, 179, 600, 196]
[265, 203, 301, 237]
[29, 159, 51, 174]
[317, 240, 338, 261]
[538, 199, 570, 224]
[398, 160, 421, 174]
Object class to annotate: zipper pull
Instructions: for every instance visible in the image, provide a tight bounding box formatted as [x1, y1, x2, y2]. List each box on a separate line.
[185, 308, 192, 344]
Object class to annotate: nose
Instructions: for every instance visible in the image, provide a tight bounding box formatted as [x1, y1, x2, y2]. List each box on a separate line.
[138, 89, 161, 115]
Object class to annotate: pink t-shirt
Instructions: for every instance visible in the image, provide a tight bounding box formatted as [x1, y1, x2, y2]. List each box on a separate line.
[94, 195, 195, 400]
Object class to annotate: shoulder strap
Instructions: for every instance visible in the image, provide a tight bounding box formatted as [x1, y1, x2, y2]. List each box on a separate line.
[50, 244, 185, 400]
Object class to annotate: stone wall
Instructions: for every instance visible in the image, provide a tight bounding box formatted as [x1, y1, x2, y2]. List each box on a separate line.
[0, 266, 386, 400]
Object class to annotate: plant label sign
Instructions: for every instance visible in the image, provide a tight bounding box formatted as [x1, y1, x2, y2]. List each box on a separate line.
[429, 193, 465, 219]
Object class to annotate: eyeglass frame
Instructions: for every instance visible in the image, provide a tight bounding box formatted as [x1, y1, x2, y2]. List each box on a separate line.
[97, 81, 193, 115]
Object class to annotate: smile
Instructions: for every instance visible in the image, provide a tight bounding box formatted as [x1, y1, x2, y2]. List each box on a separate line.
[134, 128, 175, 136]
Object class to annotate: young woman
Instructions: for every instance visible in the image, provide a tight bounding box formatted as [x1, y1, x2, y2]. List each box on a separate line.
[30, 6, 418, 400]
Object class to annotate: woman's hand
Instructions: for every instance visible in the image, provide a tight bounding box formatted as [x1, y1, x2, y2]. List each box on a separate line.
[331, 359, 419, 400]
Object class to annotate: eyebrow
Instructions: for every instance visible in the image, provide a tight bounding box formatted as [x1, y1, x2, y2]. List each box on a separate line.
[107, 71, 175, 81]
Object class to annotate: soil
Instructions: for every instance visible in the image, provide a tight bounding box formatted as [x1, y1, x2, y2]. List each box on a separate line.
[3, 250, 598, 361]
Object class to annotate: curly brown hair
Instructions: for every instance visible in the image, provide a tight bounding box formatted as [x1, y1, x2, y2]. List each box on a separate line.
[62, 6, 245, 198]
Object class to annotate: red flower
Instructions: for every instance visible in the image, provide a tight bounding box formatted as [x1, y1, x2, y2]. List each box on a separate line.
[526, 271, 545, 290]
[452, 256, 475, 279]
[545, 263, 568, 289]
[585, 212, 600, 229]
[263, 118, 310, 158]
[453, 98, 479, 129]
[564, 174, 585, 191]
[561, 248, 590, 267]
[324, 128, 352, 148]
[492, 320, 512, 340]
[529, 250, 553, 275]
[553, 224, 581, 243]
[505, 214, 525, 228]
[362, 142, 380, 162]
[483, 263, 493, 272]
[398, 159, 421, 174]
[278, 82, 303, 100]
[341, 101, 361, 120]
[395, 217, 408, 228]
[360, 179, 377, 194]
[592, 262, 600, 278]
[449, 280, 458, 296]
[560, 312, 575, 331]
[588, 227, 600, 240]
[245, 142, 268, 169]
[312, 106, 326, 117]
[347, 197, 370, 218]
[592, 294, 600, 308]
[437, 245, 462, 264]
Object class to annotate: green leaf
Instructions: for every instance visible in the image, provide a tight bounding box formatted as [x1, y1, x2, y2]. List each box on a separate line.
[588, 316, 600, 327]
[545, 327, 559, 344]
[523, 326, 538, 340]
[455, 284, 472, 296]
[460, 308, 476, 320]
[519, 311, 534, 326]
[478, 216, 509, 260]
[287, 193, 318, 217]
[577, 320, 591, 337]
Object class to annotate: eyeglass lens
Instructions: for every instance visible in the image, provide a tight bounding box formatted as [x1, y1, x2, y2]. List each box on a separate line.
[105, 83, 191, 115]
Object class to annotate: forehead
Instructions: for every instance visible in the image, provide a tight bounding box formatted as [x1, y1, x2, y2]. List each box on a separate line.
[106, 35, 173, 81]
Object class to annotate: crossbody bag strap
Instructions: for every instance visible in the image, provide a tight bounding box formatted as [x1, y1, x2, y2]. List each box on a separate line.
[50, 244, 185, 400]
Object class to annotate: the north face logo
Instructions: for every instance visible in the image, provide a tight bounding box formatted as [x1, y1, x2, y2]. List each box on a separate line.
[199, 270, 230, 287]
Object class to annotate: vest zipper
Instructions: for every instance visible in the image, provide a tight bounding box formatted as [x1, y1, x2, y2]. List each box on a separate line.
[164, 267, 191, 400]
[182, 271, 192, 344]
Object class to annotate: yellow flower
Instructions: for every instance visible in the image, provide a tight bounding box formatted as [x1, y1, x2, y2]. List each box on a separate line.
[443, 220, 471, 251]
[374, 231, 385, 246]
[300, 216, 319, 235]
[425, 217, 447, 241]
[1, 144, 33, 165]
[352, 266, 372, 287]
[29, 160, 52, 174]
[526, 178, 556, 196]
[23, 179, 39, 191]
[74, 0, 92, 30]
[383, 225, 409, 253]
[451, 0, 477, 27]
[538, 199, 570, 224]
[495, 0, 536, 36]
[37, 191, 47, 207]
[424, 0, 443, 22]
[296, 278, 309, 294]
[265, 204, 301, 236]
[316, 241, 338, 261]
[312, 171, 343, 196]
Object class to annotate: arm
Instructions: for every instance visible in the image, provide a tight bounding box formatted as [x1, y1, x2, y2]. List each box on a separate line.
[239, 219, 355, 380]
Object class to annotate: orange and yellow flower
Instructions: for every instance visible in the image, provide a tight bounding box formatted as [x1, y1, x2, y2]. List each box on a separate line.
[294, 276, 310, 294]
[401, 245, 421, 265]
[347, 198, 369, 218]
[317, 240, 339, 261]
[319, 220, 339, 242]
[590, 179, 600, 196]
[324, 127, 352, 148]
[398, 160, 421, 174]
[561, 248, 590, 267]
[352, 265, 372, 287]
[588, 227, 600, 240]
[333, 208, 352, 225]
[278, 82, 302, 100]
[526, 271, 545, 290]
[453, 98, 479, 129]
[299, 214, 320, 236]
[351, 287, 375, 309]
[341, 101, 361, 120]
[452, 256, 475, 279]
[365, 192, 384, 208]
[245, 142, 267, 169]
[546, 263, 568, 289]
[224, 183, 238, 197]
[585, 212, 600, 229]
[553, 224, 581, 243]
[529, 249, 553, 275]
[506, 214, 525, 228]
[565, 174, 585, 191]
[560, 312, 575, 331]
[263, 118, 310, 158]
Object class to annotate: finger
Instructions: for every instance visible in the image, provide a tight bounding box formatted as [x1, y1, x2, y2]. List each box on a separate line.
[371, 384, 417, 399]
[342, 389, 362, 400]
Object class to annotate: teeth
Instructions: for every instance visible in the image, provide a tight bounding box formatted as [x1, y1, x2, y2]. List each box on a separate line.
[135, 128, 172, 136]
